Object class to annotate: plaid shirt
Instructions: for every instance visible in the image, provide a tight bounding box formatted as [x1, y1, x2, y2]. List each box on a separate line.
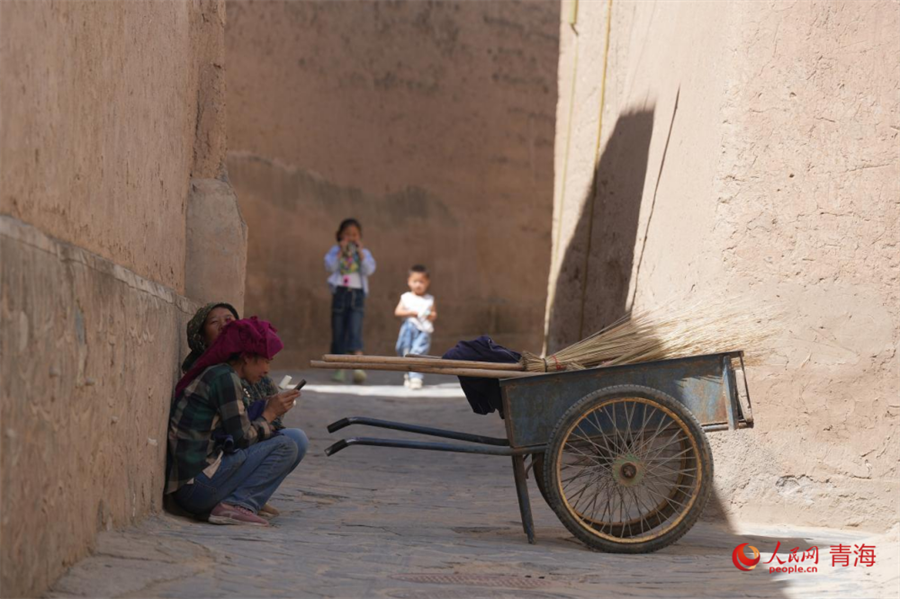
[243, 375, 279, 403]
[242, 376, 284, 430]
[166, 364, 274, 494]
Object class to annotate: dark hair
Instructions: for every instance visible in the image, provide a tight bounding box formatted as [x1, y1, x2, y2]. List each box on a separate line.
[336, 218, 362, 242]
[409, 264, 429, 277]
[227, 351, 262, 363]
[210, 302, 240, 320]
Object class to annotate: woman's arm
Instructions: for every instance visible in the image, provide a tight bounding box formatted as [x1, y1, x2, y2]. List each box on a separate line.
[245, 376, 285, 429]
[213, 374, 274, 448]
[324, 245, 341, 273]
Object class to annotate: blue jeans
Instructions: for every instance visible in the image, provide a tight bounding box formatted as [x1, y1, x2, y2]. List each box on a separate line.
[396, 320, 432, 381]
[331, 287, 365, 354]
[174, 428, 309, 514]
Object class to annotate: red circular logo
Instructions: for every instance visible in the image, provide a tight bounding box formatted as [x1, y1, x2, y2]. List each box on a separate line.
[732, 543, 761, 571]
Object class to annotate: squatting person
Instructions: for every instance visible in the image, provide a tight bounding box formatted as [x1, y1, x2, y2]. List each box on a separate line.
[179, 302, 305, 519]
[166, 317, 306, 527]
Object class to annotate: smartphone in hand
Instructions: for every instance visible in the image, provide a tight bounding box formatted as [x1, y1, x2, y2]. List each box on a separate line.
[294, 379, 307, 391]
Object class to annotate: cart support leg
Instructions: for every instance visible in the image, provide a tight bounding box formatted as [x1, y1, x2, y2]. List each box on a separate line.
[511, 455, 535, 544]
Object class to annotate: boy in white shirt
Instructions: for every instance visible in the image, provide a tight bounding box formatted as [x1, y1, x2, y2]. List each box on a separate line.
[394, 265, 437, 390]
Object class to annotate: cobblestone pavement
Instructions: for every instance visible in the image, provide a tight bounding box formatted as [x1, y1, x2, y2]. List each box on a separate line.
[50, 371, 899, 599]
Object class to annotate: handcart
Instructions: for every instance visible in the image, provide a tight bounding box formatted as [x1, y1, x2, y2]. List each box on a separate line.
[316, 351, 753, 553]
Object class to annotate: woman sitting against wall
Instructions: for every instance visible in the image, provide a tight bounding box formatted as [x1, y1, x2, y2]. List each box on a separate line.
[180, 303, 306, 519]
[166, 317, 307, 526]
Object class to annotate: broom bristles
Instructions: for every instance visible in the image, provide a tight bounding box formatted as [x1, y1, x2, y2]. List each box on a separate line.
[523, 295, 775, 372]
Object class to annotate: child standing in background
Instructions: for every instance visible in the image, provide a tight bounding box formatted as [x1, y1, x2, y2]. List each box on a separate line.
[324, 218, 376, 384]
[394, 265, 437, 390]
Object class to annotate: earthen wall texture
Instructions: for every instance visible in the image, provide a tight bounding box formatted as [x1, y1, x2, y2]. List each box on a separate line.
[0, 1, 228, 596]
[225, 0, 559, 365]
[0, 219, 194, 598]
[547, 0, 899, 531]
[0, 0, 203, 293]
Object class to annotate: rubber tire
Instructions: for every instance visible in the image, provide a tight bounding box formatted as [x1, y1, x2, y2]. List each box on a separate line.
[531, 454, 552, 507]
[543, 384, 713, 554]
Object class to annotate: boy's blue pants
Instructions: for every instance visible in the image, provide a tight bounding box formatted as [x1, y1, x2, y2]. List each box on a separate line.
[396, 320, 432, 381]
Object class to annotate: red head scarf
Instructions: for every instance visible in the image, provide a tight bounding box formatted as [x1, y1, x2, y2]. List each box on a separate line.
[175, 317, 283, 396]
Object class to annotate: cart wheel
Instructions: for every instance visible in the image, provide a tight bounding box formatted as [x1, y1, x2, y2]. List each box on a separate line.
[531, 454, 552, 507]
[543, 385, 713, 553]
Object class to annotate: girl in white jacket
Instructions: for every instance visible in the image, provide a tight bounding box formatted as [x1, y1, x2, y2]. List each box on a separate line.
[323, 218, 376, 383]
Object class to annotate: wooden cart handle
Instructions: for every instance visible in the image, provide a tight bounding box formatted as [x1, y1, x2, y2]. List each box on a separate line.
[310, 360, 533, 379]
[320, 354, 524, 371]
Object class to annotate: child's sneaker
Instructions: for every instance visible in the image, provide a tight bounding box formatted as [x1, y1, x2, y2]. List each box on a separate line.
[408, 378, 423, 390]
[331, 369, 346, 383]
[208, 503, 269, 527]
[352, 369, 367, 384]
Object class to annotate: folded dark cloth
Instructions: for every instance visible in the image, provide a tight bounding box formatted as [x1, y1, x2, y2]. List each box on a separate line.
[442, 336, 521, 418]
[247, 399, 266, 421]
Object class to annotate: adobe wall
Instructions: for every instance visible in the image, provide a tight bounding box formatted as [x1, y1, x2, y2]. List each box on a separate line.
[547, 0, 899, 530]
[0, 1, 243, 596]
[0, 1, 198, 292]
[0, 219, 194, 597]
[225, 1, 559, 365]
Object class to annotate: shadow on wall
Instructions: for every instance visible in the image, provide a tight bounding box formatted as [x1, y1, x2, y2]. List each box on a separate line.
[546, 109, 655, 353]
[542, 106, 788, 598]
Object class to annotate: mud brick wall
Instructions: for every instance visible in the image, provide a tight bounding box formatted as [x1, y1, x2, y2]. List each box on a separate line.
[0, 1, 243, 595]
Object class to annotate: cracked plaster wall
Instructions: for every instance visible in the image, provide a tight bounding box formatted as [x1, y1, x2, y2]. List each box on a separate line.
[0, 1, 241, 596]
[225, 0, 559, 364]
[547, 0, 899, 531]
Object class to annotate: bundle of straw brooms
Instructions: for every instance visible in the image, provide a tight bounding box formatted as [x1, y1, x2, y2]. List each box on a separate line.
[311, 296, 771, 378]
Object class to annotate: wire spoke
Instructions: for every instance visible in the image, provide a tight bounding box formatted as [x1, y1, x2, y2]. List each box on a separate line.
[643, 432, 689, 463]
[580, 478, 606, 522]
[562, 442, 604, 465]
[643, 480, 693, 513]
[633, 407, 673, 459]
[560, 466, 599, 485]
[588, 477, 617, 521]
[562, 466, 603, 495]
[628, 408, 681, 455]
[609, 403, 628, 456]
[565, 468, 607, 508]
[644, 447, 696, 474]
[572, 422, 608, 457]
[574, 475, 612, 516]
[589, 409, 620, 460]
[624, 400, 636, 451]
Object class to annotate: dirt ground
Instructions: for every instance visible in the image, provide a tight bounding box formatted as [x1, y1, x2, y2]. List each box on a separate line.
[48, 370, 899, 599]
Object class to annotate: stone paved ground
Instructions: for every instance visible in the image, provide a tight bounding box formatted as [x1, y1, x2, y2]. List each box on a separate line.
[49, 371, 899, 599]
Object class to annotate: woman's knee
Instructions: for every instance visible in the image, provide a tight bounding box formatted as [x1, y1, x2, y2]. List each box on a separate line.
[280, 428, 309, 462]
[266, 434, 299, 466]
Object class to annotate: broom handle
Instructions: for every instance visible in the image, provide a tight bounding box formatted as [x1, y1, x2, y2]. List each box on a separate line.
[321, 354, 524, 371]
[310, 360, 532, 379]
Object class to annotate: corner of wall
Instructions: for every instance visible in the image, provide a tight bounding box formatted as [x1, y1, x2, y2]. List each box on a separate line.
[184, 0, 248, 313]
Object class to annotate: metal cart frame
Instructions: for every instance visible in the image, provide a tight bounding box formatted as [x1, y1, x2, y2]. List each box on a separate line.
[325, 351, 753, 552]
